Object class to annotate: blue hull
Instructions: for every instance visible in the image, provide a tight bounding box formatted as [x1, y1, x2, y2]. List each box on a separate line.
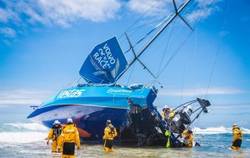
[28, 84, 157, 140]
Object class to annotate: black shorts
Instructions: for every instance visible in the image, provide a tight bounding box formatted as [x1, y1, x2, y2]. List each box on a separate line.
[63, 142, 75, 155]
[104, 139, 113, 148]
[232, 139, 242, 148]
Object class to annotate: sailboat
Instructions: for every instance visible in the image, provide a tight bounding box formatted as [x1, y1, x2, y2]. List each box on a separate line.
[28, 0, 211, 146]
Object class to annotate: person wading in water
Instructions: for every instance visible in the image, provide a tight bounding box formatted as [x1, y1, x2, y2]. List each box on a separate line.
[103, 120, 117, 152]
[46, 120, 62, 153]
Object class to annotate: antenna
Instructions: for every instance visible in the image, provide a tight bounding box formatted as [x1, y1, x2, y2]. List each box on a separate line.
[117, 0, 193, 81]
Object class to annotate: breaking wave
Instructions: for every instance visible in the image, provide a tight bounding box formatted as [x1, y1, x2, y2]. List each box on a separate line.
[3, 122, 48, 131]
[193, 126, 250, 135]
[1, 123, 250, 144]
[0, 123, 48, 144]
[0, 132, 47, 143]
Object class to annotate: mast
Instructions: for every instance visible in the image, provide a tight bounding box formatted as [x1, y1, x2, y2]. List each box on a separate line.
[117, 0, 193, 81]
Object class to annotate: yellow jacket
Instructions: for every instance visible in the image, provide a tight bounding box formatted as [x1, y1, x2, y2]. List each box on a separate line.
[233, 128, 243, 141]
[58, 124, 81, 149]
[169, 111, 175, 119]
[103, 126, 117, 140]
[47, 129, 55, 140]
[47, 127, 62, 152]
[47, 127, 62, 141]
[161, 111, 166, 120]
[182, 130, 193, 147]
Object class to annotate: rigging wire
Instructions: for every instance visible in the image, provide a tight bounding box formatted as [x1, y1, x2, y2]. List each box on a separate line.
[139, 24, 174, 88]
[149, 1, 199, 90]
[178, 2, 199, 103]
[146, 1, 199, 88]
[178, 17, 204, 103]
[117, 0, 194, 82]
[125, 16, 167, 37]
[203, 46, 221, 98]
[156, 30, 194, 78]
[117, 13, 146, 40]
[157, 22, 175, 76]
[126, 63, 136, 85]
[154, 1, 210, 94]
[123, 15, 171, 55]
[179, 31, 197, 104]
[203, 0, 228, 99]
[117, 0, 170, 41]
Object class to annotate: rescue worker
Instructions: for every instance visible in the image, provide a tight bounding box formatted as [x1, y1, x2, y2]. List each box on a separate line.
[231, 124, 243, 151]
[46, 120, 62, 153]
[182, 129, 193, 147]
[58, 118, 81, 158]
[161, 106, 168, 120]
[103, 120, 117, 152]
[161, 105, 175, 121]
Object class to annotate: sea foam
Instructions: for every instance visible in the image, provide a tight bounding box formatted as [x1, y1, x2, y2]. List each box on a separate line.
[4, 122, 48, 131]
[1, 122, 250, 144]
[0, 123, 48, 144]
[193, 126, 250, 135]
[0, 132, 47, 143]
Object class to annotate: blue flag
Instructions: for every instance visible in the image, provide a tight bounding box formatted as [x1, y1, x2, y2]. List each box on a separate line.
[79, 37, 127, 84]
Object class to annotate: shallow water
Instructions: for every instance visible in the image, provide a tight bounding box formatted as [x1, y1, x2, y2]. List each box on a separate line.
[0, 105, 250, 158]
[1, 142, 250, 158]
[0, 127, 249, 158]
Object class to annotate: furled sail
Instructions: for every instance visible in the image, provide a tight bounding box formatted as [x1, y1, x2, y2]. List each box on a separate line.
[79, 37, 127, 84]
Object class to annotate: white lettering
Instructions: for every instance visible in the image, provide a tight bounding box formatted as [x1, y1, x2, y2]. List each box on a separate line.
[57, 89, 85, 99]
[93, 52, 99, 59]
[92, 43, 116, 70]
[107, 89, 132, 94]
